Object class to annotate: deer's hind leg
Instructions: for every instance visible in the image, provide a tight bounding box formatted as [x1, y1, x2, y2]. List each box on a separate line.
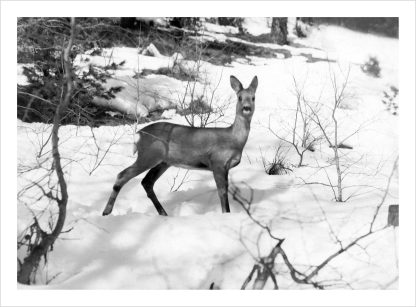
[103, 155, 162, 216]
[141, 163, 170, 216]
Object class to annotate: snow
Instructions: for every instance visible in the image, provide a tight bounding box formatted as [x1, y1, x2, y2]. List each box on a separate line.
[74, 47, 219, 117]
[296, 25, 399, 85]
[242, 17, 271, 35]
[17, 64, 30, 85]
[203, 22, 239, 35]
[17, 22, 399, 290]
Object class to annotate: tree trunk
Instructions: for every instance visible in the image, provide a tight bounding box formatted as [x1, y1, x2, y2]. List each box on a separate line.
[17, 18, 75, 285]
[387, 204, 399, 227]
[271, 18, 288, 45]
[332, 110, 343, 202]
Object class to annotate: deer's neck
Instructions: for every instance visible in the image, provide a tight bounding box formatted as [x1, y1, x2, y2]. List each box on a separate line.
[231, 115, 251, 147]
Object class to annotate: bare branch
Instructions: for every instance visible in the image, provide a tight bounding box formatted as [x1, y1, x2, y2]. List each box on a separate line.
[18, 17, 76, 285]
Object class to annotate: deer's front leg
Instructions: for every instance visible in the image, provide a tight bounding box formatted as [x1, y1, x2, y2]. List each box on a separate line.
[212, 167, 230, 213]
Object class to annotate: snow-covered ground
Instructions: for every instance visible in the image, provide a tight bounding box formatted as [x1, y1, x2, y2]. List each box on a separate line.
[17, 22, 399, 289]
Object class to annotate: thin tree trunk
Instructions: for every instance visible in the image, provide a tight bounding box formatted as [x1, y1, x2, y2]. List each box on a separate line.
[332, 108, 343, 202]
[17, 18, 75, 285]
[298, 154, 304, 168]
[271, 18, 288, 45]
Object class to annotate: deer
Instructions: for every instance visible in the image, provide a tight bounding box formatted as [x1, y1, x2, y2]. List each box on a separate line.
[102, 75, 258, 216]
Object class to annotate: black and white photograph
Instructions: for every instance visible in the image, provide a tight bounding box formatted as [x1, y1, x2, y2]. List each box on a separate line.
[1, 0, 416, 306]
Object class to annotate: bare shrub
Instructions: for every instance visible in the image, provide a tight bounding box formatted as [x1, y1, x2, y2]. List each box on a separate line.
[260, 146, 292, 175]
[268, 76, 321, 167]
[174, 28, 231, 128]
[301, 65, 378, 202]
[176, 74, 231, 127]
[306, 67, 352, 202]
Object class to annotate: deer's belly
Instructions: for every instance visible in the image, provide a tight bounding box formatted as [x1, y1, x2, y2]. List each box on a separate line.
[167, 145, 211, 170]
[173, 162, 210, 171]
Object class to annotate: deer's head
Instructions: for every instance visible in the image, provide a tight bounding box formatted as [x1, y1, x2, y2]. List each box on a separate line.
[230, 75, 258, 121]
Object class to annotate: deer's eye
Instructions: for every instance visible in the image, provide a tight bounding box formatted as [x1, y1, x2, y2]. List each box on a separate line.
[238, 96, 242, 102]
[252, 97, 255, 102]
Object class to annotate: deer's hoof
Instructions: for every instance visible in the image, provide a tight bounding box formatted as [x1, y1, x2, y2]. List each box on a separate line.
[102, 208, 112, 216]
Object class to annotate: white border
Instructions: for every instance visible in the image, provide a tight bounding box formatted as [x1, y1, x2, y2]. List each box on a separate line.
[2, 1, 415, 306]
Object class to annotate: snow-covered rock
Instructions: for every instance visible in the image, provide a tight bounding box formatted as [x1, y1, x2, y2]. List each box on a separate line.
[203, 22, 239, 34]
[242, 17, 271, 35]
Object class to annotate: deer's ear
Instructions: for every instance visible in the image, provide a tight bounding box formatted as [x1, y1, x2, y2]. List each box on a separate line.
[248, 76, 258, 93]
[230, 75, 243, 93]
